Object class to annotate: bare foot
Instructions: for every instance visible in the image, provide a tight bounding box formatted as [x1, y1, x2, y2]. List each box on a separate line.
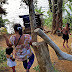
[63, 45, 65, 48]
[66, 44, 69, 48]
[26, 69, 29, 72]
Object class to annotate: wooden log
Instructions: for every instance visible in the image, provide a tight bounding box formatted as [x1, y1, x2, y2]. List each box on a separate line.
[34, 28, 72, 61]
[32, 41, 54, 72]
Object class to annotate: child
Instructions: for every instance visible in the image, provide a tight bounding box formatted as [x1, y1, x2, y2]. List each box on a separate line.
[6, 47, 16, 72]
[61, 23, 71, 48]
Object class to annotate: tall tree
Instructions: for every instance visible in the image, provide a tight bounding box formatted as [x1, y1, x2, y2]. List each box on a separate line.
[28, 0, 37, 41]
[21, 0, 37, 41]
[52, 0, 57, 34]
[48, 0, 52, 12]
[51, 0, 63, 34]
[56, 0, 63, 29]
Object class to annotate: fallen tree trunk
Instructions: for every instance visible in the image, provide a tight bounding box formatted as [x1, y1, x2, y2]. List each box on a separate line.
[34, 28, 72, 61]
[32, 41, 54, 72]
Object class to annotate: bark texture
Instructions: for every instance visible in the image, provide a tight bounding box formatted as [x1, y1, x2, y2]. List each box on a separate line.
[28, 0, 37, 41]
[32, 41, 54, 72]
[52, 0, 63, 34]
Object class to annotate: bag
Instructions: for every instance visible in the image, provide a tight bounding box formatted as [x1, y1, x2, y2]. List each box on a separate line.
[15, 35, 22, 47]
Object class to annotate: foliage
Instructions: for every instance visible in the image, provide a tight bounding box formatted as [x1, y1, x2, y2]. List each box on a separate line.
[33, 65, 40, 72]
[62, 1, 72, 27]
[21, 0, 37, 6]
[68, 0, 72, 2]
[44, 10, 52, 28]
[0, 62, 7, 67]
[35, 7, 45, 14]
[0, 17, 10, 28]
[33, 65, 59, 72]
[0, 49, 6, 63]
[0, 27, 8, 34]
[63, 15, 72, 26]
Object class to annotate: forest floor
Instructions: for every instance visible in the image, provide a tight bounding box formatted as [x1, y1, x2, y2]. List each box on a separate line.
[0, 26, 72, 72]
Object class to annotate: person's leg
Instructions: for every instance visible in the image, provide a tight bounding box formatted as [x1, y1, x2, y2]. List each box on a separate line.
[66, 40, 69, 48]
[27, 54, 34, 70]
[66, 34, 69, 48]
[23, 60, 27, 70]
[12, 66, 15, 72]
[63, 39, 65, 48]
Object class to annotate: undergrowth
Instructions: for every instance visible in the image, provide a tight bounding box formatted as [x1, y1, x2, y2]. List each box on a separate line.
[33, 65, 59, 72]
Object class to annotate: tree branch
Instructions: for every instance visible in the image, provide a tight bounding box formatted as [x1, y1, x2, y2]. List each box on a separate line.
[34, 28, 72, 61]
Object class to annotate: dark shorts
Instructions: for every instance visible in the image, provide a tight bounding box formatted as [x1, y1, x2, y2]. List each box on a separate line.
[62, 34, 69, 40]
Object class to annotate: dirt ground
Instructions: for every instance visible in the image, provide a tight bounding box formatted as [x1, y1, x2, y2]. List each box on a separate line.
[0, 28, 72, 72]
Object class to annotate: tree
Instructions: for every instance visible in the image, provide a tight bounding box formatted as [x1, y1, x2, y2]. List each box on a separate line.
[68, 0, 72, 2]
[28, 0, 37, 41]
[56, 0, 63, 30]
[63, 1, 72, 26]
[21, 0, 37, 41]
[51, 0, 63, 34]
[0, 17, 9, 28]
[35, 7, 45, 14]
[48, 0, 52, 12]
[51, 0, 57, 34]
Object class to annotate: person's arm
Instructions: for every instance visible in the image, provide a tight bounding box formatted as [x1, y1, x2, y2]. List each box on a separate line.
[6, 54, 10, 58]
[3, 34, 12, 47]
[69, 28, 71, 35]
[28, 35, 33, 46]
[29, 40, 32, 46]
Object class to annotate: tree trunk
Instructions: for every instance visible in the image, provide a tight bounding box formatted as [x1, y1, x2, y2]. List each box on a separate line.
[52, 0, 63, 34]
[34, 28, 72, 61]
[48, 0, 52, 12]
[52, 0, 57, 34]
[28, 0, 37, 41]
[56, 0, 63, 28]
[32, 41, 54, 72]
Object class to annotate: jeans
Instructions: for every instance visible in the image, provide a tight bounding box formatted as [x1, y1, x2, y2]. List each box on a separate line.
[23, 53, 34, 69]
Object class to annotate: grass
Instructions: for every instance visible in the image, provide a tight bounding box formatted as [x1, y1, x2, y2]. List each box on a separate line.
[33, 65, 40, 72]
[0, 62, 9, 72]
[33, 65, 59, 72]
[0, 49, 7, 63]
[0, 47, 7, 69]
[0, 62, 7, 67]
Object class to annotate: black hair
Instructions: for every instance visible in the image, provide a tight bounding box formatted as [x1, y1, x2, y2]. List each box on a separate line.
[13, 24, 23, 35]
[6, 47, 13, 55]
[66, 23, 70, 27]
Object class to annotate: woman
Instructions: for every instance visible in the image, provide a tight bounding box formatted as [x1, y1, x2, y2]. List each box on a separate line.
[3, 24, 34, 72]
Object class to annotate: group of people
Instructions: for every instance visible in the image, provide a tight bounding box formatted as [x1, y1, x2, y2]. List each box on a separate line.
[3, 23, 71, 72]
[3, 24, 34, 72]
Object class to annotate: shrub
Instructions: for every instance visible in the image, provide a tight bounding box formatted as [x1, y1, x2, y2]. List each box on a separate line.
[33, 65, 59, 72]
[0, 49, 6, 63]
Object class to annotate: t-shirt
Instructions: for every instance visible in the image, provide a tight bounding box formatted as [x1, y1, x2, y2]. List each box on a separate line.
[9, 34, 33, 61]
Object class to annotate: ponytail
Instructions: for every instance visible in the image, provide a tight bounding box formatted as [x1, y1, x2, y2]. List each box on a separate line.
[14, 24, 23, 36]
[19, 28, 22, 36]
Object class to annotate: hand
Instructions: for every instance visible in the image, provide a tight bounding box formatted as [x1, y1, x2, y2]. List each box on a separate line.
[3, 34, 6, 38]
[70, 33, 71, 35]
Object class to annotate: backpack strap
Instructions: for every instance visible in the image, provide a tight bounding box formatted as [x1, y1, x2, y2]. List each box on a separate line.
[15, 35, 22, 47]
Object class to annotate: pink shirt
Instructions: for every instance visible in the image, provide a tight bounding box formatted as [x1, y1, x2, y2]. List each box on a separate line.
[9, 34, 33, 61]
